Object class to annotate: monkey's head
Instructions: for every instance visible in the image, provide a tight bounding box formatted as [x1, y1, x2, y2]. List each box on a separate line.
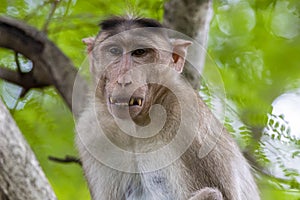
[83, 17, 191, 121]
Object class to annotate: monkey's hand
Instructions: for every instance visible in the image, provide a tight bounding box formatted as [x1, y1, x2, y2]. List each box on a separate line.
[189, 187, 223, 200]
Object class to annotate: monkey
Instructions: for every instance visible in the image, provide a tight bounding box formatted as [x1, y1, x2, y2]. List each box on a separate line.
[75, 16, 260, 200]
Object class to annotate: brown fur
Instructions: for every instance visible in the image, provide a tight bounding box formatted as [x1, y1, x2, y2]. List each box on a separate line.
[76, 16, 260, 200]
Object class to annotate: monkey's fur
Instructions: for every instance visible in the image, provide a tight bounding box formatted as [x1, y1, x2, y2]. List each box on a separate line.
[76, 16, 260, 200]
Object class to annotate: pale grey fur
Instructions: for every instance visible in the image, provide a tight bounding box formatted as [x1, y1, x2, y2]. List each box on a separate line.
[76, 75, 260, 200]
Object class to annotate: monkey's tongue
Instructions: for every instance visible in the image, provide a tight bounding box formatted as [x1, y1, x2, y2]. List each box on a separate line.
[109, 97, 143, 106]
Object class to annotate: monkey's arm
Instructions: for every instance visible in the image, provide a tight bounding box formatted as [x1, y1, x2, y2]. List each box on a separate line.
[189, 187, 223, 200]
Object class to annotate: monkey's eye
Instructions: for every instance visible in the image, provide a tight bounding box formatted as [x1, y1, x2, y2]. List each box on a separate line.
[109, 47, 123, 56]
[131, 49, 147, 57]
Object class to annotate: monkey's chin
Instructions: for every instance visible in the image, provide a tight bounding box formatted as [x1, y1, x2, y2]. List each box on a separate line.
[109, 104, 142, 120]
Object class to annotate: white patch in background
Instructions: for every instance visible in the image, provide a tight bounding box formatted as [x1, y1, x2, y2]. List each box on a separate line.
[263, 90, 300, 183]
[272, 92, 300, 138]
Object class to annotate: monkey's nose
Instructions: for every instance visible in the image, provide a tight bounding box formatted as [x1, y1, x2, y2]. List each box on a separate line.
[117, 75, 132, 87]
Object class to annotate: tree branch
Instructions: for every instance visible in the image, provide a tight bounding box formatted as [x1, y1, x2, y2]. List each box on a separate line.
[0, 100, 57, 200]
[0, 66, 51, 89]
[0, 16, 88, 118]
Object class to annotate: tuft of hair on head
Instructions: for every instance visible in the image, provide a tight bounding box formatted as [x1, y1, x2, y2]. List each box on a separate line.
[124, 12, 136, 20]
[98, 16, 164, 35]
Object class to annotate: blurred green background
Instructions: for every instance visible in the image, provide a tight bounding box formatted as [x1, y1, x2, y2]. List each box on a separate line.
[0, 0, 300, 199]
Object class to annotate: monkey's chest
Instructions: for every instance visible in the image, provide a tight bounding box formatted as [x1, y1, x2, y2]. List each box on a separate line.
[123, 174, 175, 200]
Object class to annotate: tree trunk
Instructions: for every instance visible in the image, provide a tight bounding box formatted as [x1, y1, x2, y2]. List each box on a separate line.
[164, 0, 213, 89]
[0, 100, 57, 200]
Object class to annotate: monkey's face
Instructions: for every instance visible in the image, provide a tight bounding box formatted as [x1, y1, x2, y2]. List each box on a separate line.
[91, 31, 171, 120]
[86, 29, 191, 121]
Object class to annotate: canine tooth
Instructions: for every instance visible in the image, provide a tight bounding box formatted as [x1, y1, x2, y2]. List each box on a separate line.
[129, 98, 134, 106]
[137, 99, 142, 106]
[109, 97, 113, 103]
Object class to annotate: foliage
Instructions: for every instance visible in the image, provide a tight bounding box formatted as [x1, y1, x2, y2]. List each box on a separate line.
[208, 0, 300, 199]
[1, 0, 300, 199]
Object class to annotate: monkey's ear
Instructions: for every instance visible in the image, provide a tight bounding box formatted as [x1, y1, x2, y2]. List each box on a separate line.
[82, 37, 95, 54]
[171, 39, 192, 73]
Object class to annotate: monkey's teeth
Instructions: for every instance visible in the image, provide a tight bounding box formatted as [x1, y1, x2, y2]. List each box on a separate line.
[137, 99, 142, 106]
[129, 98, 134, 106]
[115, 102, 128, 106]
[110, 97, 143, 106]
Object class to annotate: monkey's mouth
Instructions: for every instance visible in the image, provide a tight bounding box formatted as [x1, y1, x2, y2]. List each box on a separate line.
[108, 97, 144, 107]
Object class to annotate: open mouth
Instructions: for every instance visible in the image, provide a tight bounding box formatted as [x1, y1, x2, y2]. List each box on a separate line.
[109, 97, 143, 107]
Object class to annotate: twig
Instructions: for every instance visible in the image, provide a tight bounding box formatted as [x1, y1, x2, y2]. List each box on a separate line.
[48, 155, 82, 166]
[14, 52, 22, 74]
[42, 0, 60, 33]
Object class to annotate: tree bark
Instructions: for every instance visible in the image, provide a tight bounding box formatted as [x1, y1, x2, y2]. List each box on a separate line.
[0, 100, 57, 200]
